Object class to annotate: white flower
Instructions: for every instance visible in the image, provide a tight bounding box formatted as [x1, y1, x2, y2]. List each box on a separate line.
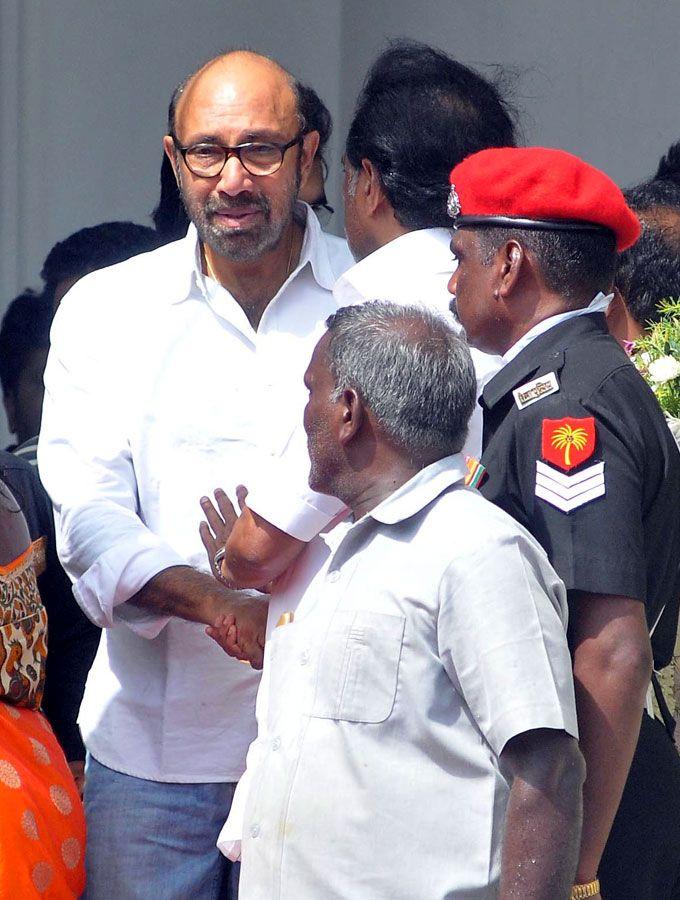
[647, 355, 680, 384]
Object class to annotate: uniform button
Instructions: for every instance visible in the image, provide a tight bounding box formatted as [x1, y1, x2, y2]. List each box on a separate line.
[272, 737, 281, 751]
[300, 650, 310, 666]
[250, 823, 260, 839]
[327, 570, 340, 583]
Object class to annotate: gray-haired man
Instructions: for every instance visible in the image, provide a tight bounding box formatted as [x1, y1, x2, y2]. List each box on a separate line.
[209, 302, 584, 899]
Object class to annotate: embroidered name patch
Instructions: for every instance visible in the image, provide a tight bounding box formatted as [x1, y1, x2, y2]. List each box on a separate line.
[513, 372, 559, 410]
[535, 460, 605, 513]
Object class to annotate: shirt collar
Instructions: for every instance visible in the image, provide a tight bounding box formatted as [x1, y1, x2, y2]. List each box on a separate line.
[169, 203, 337, 306]
[334, 228, 454, 306]
[367, 455, 468, 527]
[482, 310, 610, 410]
[502, 291, 614, 362]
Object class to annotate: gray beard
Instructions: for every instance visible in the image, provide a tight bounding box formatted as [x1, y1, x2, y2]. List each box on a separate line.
[180, 163, 302, 263]
[192, 197, 287, 263]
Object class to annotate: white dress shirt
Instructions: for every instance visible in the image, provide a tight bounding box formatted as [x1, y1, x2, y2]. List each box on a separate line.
[246, 228, 504, 541]
[38, 207, 354, 782]
[226, 457, 578, 898]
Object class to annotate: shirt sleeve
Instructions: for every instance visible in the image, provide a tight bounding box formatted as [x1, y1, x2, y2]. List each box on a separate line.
[38, 283, 186, 638]
[437, 519, 578, 757]
[511, 388, 647, 601]
[245, 422, 347, 541]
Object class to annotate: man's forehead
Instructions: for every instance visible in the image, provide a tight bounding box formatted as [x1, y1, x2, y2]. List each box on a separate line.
[176, 55, 297, 136]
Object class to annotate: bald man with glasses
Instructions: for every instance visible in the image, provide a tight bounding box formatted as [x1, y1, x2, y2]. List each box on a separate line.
[39, 50, 352, 899]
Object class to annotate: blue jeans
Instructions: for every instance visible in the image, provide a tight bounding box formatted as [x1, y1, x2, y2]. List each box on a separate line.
[84, 755, 239, 899]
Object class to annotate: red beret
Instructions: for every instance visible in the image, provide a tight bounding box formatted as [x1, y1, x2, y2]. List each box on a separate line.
[447, 147, 640, 252]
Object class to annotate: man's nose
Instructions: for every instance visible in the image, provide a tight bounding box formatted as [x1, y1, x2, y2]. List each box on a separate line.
[215, 153, 255, 195]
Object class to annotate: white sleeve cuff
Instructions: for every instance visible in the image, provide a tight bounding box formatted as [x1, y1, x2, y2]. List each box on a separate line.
[244, 422, 347, 541]
[247, 481, 346, 542]
[73, 537, 187, 639]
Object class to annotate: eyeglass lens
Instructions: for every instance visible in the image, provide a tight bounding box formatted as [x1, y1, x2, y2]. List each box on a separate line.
[185, 143, 285, 177]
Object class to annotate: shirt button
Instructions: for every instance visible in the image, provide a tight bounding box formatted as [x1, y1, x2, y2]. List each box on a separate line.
[250, 823, 260, 839]
[327, 570, 340, 583]
[271, 737, 281, 751]
[300, 650, 310, 666]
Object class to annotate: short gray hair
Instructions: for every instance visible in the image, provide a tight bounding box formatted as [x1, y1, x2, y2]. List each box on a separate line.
[324, 301, 476, 459]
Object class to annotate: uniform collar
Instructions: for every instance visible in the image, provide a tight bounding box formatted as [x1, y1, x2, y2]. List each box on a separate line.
[169, 203, 337, 306]
[502, 291, 613, 362]
[367, 454, 468, 526]
[334, 228, 453, 306]
[482, 312, 609, 410]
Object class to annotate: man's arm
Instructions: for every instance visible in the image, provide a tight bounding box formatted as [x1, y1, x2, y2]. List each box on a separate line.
[199, 487, 306, 589]
[130, 565, 268, 668]
[223, 507, 306, 587]
[568, 592, 653, 885]
[499, 729, 585, 899]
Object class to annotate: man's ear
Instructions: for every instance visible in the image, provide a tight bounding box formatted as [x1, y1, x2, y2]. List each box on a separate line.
[163, 136, 181, 186]
[337, 388, 364, 446]
[498, 240, 524, 299]
[300, 131, 320, 182]
[360, 159, 388, 217]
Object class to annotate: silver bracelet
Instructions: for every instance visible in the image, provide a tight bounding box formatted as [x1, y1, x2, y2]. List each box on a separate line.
[213, 547, 226, 573]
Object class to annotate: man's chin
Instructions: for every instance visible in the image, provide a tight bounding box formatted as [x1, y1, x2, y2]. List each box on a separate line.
[308, 471, 332, 497]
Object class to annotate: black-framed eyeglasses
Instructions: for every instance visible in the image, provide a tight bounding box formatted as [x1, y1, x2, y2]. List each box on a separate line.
[172, 134, 302, 178]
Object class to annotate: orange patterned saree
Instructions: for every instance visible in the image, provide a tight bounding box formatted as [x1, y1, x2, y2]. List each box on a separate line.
[0, 543, 86, 898]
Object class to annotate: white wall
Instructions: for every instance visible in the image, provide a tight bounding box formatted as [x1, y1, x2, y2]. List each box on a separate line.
[2, 0, 680, 447]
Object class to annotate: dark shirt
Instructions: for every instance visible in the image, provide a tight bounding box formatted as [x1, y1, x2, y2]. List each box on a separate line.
[0, 449, 100, 759]
[480, 313, 680, 668]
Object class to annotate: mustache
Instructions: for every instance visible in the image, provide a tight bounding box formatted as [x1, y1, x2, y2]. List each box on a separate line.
[205, 194, 270, 215]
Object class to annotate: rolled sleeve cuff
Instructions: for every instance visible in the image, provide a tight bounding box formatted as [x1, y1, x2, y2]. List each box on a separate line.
[246, 482, 346, 542]
[73, 537, 186, 639]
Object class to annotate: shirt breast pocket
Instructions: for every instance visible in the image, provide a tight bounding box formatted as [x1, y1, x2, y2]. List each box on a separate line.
[310, 610, 405, 724]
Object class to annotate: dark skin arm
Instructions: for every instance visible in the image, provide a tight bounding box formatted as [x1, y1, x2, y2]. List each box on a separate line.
[499, 729, 585, 899]
[568, 592, 653, 888]
[129, 565, 267, 669]
[199, 485, 305, 591]
[199, 485, 305, 589]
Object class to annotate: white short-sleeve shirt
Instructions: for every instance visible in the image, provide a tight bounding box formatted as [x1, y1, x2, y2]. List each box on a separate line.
[229, 456, 578, 898]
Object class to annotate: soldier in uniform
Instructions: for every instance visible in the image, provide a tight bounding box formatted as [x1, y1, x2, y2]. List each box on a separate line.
[447, 146, 680, 900]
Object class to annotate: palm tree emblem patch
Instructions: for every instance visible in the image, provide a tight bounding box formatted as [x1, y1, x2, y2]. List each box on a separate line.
[541, 417, 596, 471]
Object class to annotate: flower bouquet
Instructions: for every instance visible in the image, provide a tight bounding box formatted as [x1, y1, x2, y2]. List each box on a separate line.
[632, 298, 680, 446]
[633, 299, 680, 734]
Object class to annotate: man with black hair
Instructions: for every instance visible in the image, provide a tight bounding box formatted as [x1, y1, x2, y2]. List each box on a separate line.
[297, 83, 335, 223]
[607, 140, 680, 343]
[42, 220, 163, 308]
[448, 146, 680, 900]
[217, 40, 518, 592]
[0, 291, 52, 451]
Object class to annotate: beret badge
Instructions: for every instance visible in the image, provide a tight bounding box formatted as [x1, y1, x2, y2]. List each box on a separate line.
[447, 184, 461, 220]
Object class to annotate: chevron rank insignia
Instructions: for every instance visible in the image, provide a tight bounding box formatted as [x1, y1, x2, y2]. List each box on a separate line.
[512, 372, 559, 410]
[535, 460, 605, 512]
